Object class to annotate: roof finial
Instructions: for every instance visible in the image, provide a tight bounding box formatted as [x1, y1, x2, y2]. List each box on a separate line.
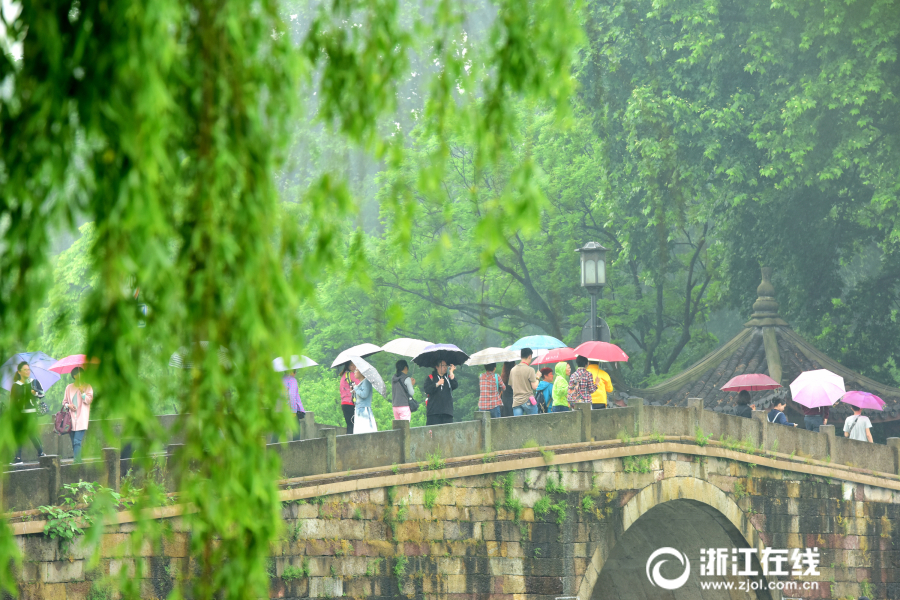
[744, 266, 788, 328]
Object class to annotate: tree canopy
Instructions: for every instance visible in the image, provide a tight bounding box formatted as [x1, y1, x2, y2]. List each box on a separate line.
[2, 0, 899, 597]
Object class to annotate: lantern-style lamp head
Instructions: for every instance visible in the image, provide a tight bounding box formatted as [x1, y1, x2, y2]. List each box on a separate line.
[576, 242, 607, 291]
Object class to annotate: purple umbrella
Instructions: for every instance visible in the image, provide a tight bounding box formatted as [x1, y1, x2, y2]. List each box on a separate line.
[789, 369, 845, 409]
[841, 391, 885, 411]
[1, 352, 61, 393]
[413, 344, 469, 368]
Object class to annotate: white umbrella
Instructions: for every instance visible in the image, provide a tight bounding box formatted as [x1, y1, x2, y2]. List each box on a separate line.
[381, 338, 433, 358]
[273, 355, 318, 372]
[465, 347, 520, 366]
[347, 355, 386, 396]
[330, 343, 382, 368]
[169, 342, 232, 370]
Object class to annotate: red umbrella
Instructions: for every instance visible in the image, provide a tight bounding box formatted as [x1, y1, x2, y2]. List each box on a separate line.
[573, 341, 629, 362]
[531, 347, 577, 366]
[721, 374, 781, 392]
[49, 355, 99, 374]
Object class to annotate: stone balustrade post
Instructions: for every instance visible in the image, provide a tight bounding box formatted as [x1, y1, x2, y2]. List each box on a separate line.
[166, 444, 184, 492]
[39, 455, 60, 505]
[627, 397, 644, 438]
[887, 438, 900, 476]
[102, 447, 121, 492]
[687, 398, 704, 429]
[324, 428, 337, 473]
[752, 411, 769, 452]
[393, 419, 411, 464]
[300, 412, 317, 440]
[475, 411, 492, 454]
[819, 424, 837, 465]
[576, 403, 592, 442]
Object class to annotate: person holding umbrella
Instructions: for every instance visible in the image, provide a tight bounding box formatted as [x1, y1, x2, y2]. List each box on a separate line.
[841, 391, 883, 443]
[414, 344, 468, 425]
[10, 361, 45, 465]
[843, 405, 873, 443]
[567, 356, 598, 406]
[586, 360, 614, 409]
[423, 361, 458, 425]
[339, 363, 363, 434]
[734, 391, 755, 419]
[62, 367, 94, 463]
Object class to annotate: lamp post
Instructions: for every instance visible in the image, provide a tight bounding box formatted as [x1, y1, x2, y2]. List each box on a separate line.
[576, 242, 607, 341]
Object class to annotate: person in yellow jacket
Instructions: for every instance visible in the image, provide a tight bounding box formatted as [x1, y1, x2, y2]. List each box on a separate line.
[587, 361, 614, 409]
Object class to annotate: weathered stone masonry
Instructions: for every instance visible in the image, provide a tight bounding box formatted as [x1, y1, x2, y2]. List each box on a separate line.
[11, 442, 900, 600]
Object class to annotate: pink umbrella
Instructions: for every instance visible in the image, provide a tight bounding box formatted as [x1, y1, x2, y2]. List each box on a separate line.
[531, 347, 578, 366]
[573, 341, 629, 362]
[721, 374, 781, 392]
[789, 369, 845, 409]
[49, 355, 99, 374]
[841, 391, 885, 411]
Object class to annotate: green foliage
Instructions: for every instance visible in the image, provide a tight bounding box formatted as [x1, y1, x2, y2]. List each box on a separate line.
[550, 501, 567, 525]
[39, 482, 128, 554]
[87, 581, 115, 600]
[533, 496, 551, 518]
[623, 455, 655, 474]
[282, 559, 310, 581]
[393, 554, 408, 579]
[427, 450, 447, 471]
[616, 429, 633, 445]
[649, 431, 665, 443]
[545, 470, 566, 494]
[695, 428, 711, 447]
[733, 481, 747, 501]
[365, 558, 383, 577]
[580, 496, 596, 513]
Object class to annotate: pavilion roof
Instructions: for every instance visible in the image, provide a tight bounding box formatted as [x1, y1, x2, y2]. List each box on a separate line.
[623, 268, 900, 423]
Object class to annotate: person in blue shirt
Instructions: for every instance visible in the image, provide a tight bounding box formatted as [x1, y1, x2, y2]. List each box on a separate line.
[535, 368, 554, 413]
[767, 399, 798, 427]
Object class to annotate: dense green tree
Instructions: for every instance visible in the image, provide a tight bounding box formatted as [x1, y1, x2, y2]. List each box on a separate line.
[0, 0, 579, 598]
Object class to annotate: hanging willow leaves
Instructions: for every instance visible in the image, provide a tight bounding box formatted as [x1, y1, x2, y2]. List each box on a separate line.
[0, 0, 580, 598]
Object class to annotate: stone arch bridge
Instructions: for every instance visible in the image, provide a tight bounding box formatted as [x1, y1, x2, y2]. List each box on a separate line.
[8, 400, 900, 599]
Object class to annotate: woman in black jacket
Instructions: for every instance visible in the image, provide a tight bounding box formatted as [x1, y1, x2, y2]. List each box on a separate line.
[9, 361, 45, 465]
[733, 390, 755, 419]
[423, 360, 458, 425]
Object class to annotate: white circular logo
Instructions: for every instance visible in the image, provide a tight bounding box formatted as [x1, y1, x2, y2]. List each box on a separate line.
[645, 547, 691, 590]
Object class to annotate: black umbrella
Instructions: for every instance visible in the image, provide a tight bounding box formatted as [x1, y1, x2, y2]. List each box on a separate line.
[413, 344, 469, 368]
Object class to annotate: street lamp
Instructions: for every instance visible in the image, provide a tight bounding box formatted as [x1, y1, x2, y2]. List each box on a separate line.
[576, 242, 608, 341]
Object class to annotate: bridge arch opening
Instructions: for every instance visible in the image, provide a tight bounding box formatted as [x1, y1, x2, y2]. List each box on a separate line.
[579, 477, 774, 600]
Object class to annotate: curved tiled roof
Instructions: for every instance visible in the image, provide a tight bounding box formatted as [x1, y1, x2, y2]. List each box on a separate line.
[624, 270, 900, 423]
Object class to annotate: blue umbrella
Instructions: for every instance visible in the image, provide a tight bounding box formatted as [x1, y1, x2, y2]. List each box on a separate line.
[413, 344, 469, 368]
[507, 335, 566, 351]
[1, 352, 61, 392]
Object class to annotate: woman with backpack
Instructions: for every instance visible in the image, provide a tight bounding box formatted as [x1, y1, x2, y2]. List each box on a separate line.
[10, 361, 45, 465]
[391, 360, 417, 421]
[62, 366, 93, 463]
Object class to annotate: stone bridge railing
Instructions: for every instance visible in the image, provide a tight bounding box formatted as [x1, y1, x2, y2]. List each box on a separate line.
[5, 399, 900, 513]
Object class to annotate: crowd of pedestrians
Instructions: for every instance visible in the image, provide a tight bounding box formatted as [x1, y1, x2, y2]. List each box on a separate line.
[8, 360, 93, 464]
